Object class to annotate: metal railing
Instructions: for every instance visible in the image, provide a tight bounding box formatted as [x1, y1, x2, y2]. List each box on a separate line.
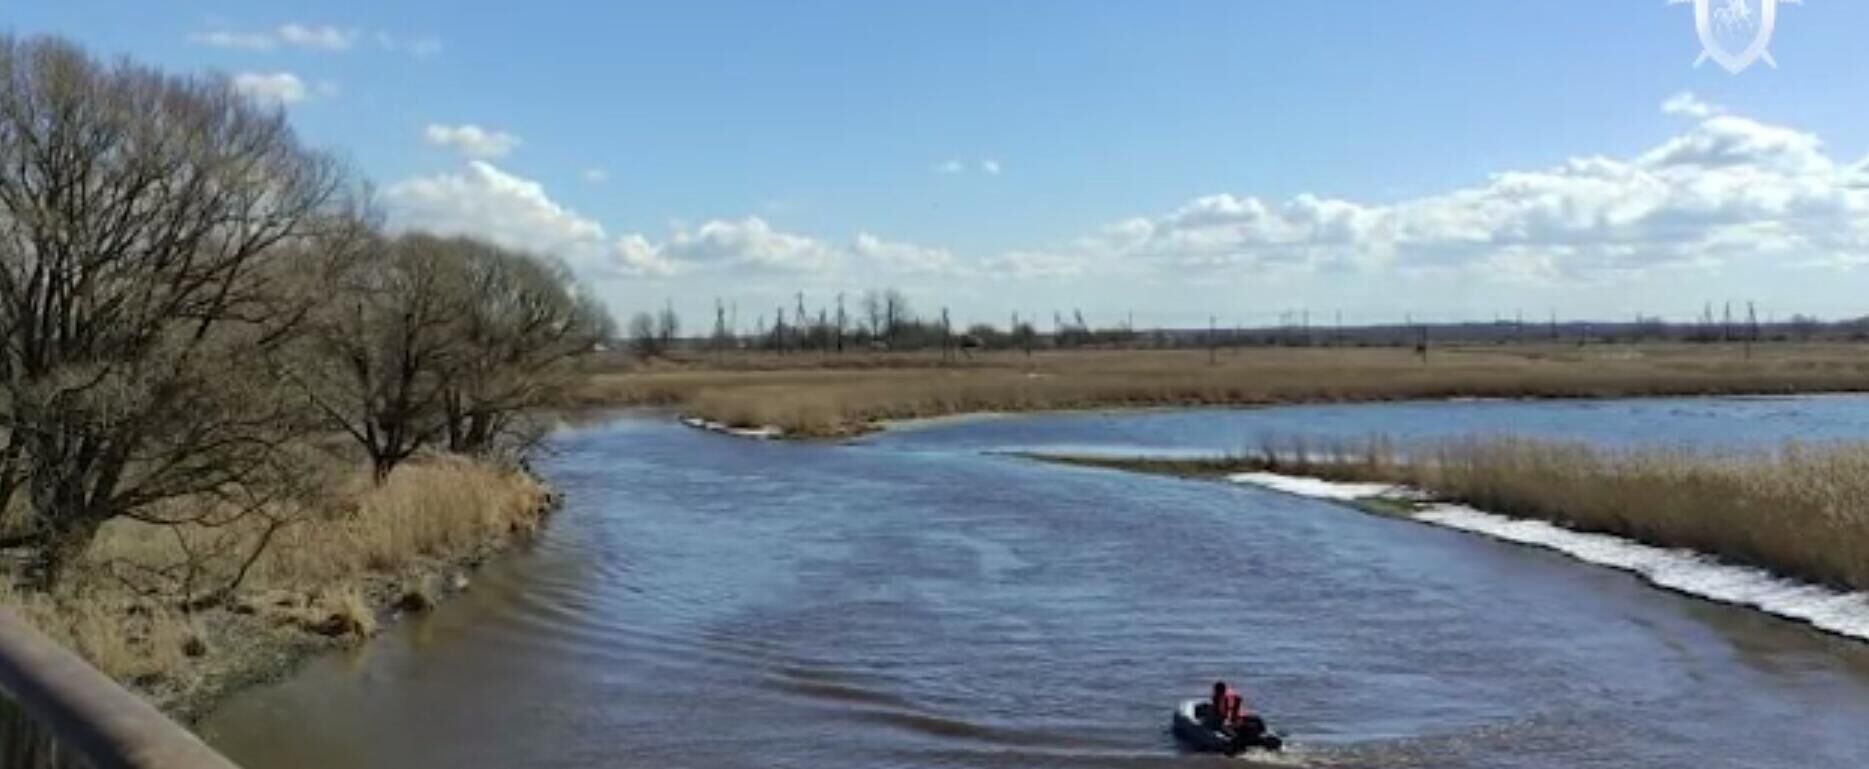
[0, 608, 241, 769]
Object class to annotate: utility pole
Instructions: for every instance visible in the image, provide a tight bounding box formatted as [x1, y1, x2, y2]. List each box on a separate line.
[775, 306, 787, 354]
[795, 292, 810, 352]
[1209, 315, 1217, 365]
[835, 292, 847, 353]
[1723, 301, 1733, 343]
[714, 298, 727, 360]
[941, 306, 952, 362]
[1746, 301, 1758, 360]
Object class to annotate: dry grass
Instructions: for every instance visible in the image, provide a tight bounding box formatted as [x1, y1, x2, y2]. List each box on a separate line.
[0, 454, 553, 718]
[1062, 436, 1869, 593]
[1394, 439, 1869, 592]
[577, 344, 1869, 437]
[255, 455, 552, 584]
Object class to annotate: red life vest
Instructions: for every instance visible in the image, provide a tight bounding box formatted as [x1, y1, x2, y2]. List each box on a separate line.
[1214, 688, 1243, 723]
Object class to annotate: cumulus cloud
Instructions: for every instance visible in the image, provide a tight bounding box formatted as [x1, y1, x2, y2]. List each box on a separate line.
[232, 72, 311, 105]
[1662, 92, 1721, 119]
[384, 160, 610, 262]
[191, 23, 357, 52]
[582, 168, 610, 184]
[981, 159, 1002, 175]
[660, 218, 842, 274]
[423, 124, 522, 159]
[383, 162, 952, 280]
[851, 233, 959, 274]
[992, 100, 1869, 282]
[934, 159, 965, 175]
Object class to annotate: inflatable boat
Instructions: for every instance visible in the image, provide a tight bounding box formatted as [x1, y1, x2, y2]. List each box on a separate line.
[1171, 699, 1283, 755]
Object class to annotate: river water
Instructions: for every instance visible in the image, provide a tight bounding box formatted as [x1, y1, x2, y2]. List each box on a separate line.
[201, 397, 1869, 769]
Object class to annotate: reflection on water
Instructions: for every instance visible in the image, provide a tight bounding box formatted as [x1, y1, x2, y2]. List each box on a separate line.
[203, 398, 1869, 769]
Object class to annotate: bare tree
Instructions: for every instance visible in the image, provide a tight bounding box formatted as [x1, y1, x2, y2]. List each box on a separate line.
[656, 300, 680, 351]
[438, 241, 610, 458]
[0, 35, 351, 586]
[861, 290, 884, 340]
[882, 289, 910, 345]
[285, 234, 469, 482]
[628, 311, 661, 357]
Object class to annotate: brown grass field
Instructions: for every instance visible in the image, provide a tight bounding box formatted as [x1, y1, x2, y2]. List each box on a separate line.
[576, 343, 1869, 437]
[1040, 437, 1869, 595]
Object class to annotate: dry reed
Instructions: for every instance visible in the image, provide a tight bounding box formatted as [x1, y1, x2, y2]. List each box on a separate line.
[1206, 435, 1869, 593]
[579, 345, 1869, 437]
[0, 454, 552, 716]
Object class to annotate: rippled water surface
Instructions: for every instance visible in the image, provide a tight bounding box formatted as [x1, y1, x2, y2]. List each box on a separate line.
[202, 397, 1869, 769]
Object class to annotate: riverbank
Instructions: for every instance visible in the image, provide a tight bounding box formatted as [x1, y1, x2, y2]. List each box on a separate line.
[0, 455, 555, 723]
[1030, 438, 1869, 630]
[578, 344, 1869, 438]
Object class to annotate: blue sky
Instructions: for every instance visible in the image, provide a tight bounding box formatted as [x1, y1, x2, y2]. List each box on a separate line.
[8, 1, 1869, 328]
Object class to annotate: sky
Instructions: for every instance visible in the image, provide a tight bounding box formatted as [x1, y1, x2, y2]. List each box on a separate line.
[6, 1, 1869, 329]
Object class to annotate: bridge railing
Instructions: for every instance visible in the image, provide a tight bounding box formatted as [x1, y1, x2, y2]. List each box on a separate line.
[0, 608, 241, 769]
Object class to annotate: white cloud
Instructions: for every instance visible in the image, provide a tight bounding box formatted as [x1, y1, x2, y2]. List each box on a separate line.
[232, 72, 311, 105]
[383, 163, 951, 280]
[1662, 92, 1721, 119]
[384, 160, 610, 263]
[982, 249, 1085, 279]
[376, 32, 444, 59]
[191, 23, 358, 52]
[934, 159, 965, 175]
[582, 168, 610, 184]
[980, 159, 1002, 175]
[190, 30, 275, 51]
[995, 101, 1869, 283]
[851, 233, 959, 274]
[659, 218, 842, 274]
[423, 124, 523, 159]
[276, 23, 357, 51]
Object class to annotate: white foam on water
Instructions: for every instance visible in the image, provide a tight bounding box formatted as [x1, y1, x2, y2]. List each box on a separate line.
[678, 416, 784, 440]
[1227, 473, 1402, 502]
[1229, 474, 1869, 642]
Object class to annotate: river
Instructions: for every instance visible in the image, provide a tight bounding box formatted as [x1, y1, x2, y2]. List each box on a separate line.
[201, 396, 1869, 769]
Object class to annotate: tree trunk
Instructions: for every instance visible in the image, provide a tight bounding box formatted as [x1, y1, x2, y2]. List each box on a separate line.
[32, 518, 102, 592]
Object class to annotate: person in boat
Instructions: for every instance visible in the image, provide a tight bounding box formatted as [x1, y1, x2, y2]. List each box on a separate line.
[1209, 681, 1244, 728]
[1208, 681, 1267, 740]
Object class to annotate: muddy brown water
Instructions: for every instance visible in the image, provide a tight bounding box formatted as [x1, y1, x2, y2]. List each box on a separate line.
[202, 399, 1869, 768]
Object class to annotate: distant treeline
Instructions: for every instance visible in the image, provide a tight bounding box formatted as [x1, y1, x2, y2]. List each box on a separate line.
[0, 35, 611, 591]
[628, 289, 1869, 356]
